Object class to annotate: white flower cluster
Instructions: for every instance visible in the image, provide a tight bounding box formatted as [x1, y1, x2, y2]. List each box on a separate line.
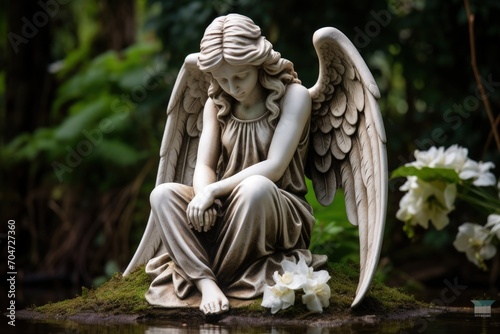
[453, 214, 500, 270]
[261, 258, 331, 314]
[395, 145, 499, 270]
[396, 145, 496, 231]
[396, 175, 456, 230]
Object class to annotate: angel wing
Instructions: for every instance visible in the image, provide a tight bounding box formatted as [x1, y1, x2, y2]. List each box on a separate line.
[123, 53, 210, 275]
[308, 27, 388, 307]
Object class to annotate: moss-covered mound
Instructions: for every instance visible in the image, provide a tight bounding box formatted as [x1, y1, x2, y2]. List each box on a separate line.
[31, 262, 424, 321]
[34, 266, 152, 317]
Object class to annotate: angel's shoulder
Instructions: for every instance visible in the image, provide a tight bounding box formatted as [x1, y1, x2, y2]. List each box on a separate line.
[202, 97, 219, 118]
[281, 83, 311, 116]
[284, 83, 310, 100]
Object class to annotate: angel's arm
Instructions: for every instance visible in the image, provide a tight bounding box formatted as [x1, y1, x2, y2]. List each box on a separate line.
[188, 84, 311, 231]
[208, 83, 311, 197]
[186, 98, 221, 232]
[192, 98, 221, 195]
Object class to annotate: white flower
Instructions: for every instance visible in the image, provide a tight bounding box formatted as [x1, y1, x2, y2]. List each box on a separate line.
[485, 214, 500, 239]
[453, 223, 497, 270]
[272, 270, 305, 291]
[261, 283, 295, 314]
[459, 160, 496, 186]
[409, 145, 469, 172]
[396, 176, 456, 230]
[301, 270, 331, 313]
[442, 145, 470, 172]
[396, 178, 423, 222]
[261, 267, 306, 314]
[282, 258, 314, 279]
[261, 259, 308, 314]
[409, 146, 445, 168]
[262, 258, 331, 313]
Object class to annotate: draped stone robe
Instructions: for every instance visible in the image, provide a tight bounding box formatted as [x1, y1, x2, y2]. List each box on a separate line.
[144, 110, 326, 307]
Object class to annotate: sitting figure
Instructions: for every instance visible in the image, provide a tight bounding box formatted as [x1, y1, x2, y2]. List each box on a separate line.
[124, 13, 387, 315]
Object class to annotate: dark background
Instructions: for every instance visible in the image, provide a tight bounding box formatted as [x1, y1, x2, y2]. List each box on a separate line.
[1, 0, 499, 309]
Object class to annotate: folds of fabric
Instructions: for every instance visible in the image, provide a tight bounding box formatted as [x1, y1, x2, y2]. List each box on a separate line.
[144, 111, 327, 307]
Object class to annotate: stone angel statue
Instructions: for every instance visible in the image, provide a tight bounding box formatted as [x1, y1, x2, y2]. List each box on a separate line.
[124, 13, 387, 315]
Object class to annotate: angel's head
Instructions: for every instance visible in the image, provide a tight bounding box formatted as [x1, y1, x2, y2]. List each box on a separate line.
[198, 14, 300, 125]
[198, 14, 273, 71]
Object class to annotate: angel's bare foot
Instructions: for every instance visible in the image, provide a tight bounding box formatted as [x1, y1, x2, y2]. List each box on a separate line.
[195, 279, 229, 315]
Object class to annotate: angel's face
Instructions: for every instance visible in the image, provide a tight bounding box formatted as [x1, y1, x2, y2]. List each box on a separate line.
[211, 62, 260, 104]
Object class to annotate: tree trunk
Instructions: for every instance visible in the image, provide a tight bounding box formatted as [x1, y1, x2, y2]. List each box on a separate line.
[95, 0, 136, 53]
[4, 0, 54, 143]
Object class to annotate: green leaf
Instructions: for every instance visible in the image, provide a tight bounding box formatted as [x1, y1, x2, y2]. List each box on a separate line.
[1, 128, 58, 163]
[122, 42, 161, 62]
[95, 140, 145, 166]
[118, 67, 151, 91]
[391, 166, 461, 183]
[91, 50, 122, 73]
[54, 96, 113, 140]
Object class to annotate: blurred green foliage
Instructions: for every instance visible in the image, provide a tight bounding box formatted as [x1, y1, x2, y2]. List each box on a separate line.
[2, 41, 169, 185]
[1, 0, 499, 288]
[306, 181, 360, 265]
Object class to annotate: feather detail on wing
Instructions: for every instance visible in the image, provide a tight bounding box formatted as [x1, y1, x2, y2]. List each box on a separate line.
[124, 53, 210, 275]
[308, 28, 388, 307]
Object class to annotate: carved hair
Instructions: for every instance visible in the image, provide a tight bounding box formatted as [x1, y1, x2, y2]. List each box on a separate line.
[198, 14, 300, 126]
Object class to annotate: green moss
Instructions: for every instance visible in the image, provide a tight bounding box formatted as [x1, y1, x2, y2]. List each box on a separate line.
[32, 262, 424, 319]
[327, 262, 424, 314]
[33, 266, 152, 317]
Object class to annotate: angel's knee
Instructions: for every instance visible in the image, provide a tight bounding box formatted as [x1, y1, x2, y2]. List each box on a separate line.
[150, 184, 171, 209]
[150, 183, 187, 210]
[237, 175, 277, 204]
